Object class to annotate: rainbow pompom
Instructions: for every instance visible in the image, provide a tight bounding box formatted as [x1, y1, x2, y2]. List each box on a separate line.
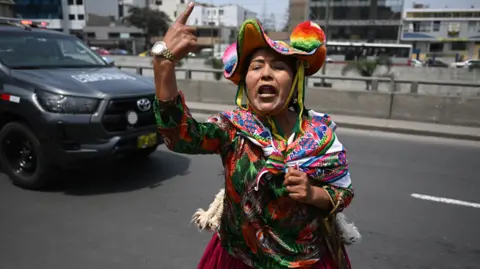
[290, 21, 326, 53]
[222, 43, 237, 75]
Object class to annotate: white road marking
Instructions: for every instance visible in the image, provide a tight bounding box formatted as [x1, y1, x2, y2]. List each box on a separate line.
[411, 193, 480, 209]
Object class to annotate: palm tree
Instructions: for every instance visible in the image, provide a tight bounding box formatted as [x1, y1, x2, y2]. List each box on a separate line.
[341, 56, 393, 91]
[123, 6, 172, 51]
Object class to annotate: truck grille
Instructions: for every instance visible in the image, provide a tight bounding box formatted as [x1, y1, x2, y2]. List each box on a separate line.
[102, 95, 156, 132]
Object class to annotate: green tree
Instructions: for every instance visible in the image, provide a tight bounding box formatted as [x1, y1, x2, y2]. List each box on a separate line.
[123, 6, 172, 50]
[341, 56, 393, 91]
[204, 57, 224, 81]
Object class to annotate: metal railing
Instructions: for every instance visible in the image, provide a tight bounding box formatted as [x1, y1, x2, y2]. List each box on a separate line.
[116, 65, 480, 94]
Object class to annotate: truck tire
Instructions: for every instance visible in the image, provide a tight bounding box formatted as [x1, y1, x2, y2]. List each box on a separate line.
[0, 122, 53, 189]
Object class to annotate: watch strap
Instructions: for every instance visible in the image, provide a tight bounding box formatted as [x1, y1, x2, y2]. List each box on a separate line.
[161, 48, 176, 62]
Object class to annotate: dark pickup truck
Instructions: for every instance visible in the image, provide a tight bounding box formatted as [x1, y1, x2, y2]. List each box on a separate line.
[0, 18, 162, 189]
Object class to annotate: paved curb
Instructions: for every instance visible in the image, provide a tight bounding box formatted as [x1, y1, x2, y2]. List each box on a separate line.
[188, 107, 480, 142]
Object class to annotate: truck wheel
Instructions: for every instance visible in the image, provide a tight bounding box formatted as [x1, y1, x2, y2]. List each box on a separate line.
[0, 122, 52, 189]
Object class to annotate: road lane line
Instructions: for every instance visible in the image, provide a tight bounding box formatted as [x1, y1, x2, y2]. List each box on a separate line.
[411, 193, 480, 209]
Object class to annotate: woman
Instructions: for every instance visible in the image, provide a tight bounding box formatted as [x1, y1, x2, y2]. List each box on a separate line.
[152, 3, 357, 268]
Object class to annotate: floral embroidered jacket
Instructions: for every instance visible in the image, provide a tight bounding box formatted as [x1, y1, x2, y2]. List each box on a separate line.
[154, 92, 354, 269]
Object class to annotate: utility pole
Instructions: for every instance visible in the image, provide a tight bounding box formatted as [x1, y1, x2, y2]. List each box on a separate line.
[145, 0, 150, 50]
[320, 0, 331, 87]
[61, 0, 69, 34]
[210, 0, 214, 51]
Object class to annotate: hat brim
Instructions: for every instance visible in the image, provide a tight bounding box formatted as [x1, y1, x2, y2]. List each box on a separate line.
[224, 20, 326, 85]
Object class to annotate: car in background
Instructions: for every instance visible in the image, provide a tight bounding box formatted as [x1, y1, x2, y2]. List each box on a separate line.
[425, 59, 449, 68]
[109, 48, 129, 55]
[0, 18, 163, 189]
[467, 60, 480, 71]
[411, 58, 423, 67]
[90, 46, 110, 55]
[451, 59, 480, 68]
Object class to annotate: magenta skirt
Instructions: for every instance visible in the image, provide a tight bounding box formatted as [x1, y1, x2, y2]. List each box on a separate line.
[197, 234, 350, 269]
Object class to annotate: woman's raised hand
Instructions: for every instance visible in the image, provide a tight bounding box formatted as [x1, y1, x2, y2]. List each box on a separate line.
[163, 2, 197, 60]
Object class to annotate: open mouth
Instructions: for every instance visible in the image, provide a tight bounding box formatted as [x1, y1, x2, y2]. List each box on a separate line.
[258, 85, 277, 98]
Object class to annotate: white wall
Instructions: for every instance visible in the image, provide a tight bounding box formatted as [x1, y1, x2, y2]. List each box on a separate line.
[186, 4, 257, 27]
[67, 4, 86, 30]
[149, 0, 190, 22]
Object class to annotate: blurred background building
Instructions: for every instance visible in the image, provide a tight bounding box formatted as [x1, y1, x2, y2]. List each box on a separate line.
[307, 0, 405, 43]
[0, 0, 14, 17]
[401, 7, 480, 59]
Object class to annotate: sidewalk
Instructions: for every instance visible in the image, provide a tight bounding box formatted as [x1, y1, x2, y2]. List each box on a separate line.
[186, 101, 480, 141]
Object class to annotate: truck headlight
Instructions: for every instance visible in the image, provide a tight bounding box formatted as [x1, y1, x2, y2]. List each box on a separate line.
[36, 91, 99, 114]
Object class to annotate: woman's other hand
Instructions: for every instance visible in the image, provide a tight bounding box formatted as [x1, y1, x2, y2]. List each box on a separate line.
[284, 166, 313, 204]
[163, 2, 197, 61]
[284, 166, 333, 210]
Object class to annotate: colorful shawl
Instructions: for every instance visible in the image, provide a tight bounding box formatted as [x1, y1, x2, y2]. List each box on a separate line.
[220, 108, 352, 192]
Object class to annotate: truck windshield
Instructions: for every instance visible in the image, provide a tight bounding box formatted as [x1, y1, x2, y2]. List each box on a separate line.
[0, 31, 108, 69]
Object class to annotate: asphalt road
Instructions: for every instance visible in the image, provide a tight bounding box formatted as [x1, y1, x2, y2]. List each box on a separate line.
[1, 125, 480, 269]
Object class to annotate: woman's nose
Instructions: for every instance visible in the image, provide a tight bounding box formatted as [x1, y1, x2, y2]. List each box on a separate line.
[261, 65, 274, 80]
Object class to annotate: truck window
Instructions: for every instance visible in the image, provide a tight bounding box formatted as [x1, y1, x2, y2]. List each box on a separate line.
[0, 32, 107, 69]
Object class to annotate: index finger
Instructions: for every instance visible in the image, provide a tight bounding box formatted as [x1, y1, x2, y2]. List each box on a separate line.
[176, 2, 195, 25]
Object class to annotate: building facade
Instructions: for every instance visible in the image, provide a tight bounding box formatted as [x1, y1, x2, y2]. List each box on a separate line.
[186, 3, 257, 28]
[12, 0, 85, 32]
[0, 0, 14, 17]
[287, 0, 309, 32]
[401, 8, 480, 59]
[305, 0, 404, 43]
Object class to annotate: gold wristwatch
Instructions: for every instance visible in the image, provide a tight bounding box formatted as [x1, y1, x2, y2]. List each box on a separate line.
[151, 41, 176, 62]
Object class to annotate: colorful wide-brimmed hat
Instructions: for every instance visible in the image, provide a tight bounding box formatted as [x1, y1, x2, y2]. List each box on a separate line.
[222, 19, 327, 85]
[221, 19, 327, 135]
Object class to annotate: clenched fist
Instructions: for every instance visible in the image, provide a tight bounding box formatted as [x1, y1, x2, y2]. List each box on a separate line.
[163, 2, 197, 60]
[284, 165, 314, 204]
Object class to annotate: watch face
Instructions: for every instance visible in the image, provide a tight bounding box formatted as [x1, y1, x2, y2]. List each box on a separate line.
[152, 42, 166, 55]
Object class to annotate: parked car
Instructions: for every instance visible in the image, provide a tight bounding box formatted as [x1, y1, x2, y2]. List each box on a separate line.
[0, 18, 163, 189]
[425, 59, 449, 68]
[467, 60, 480, 71]
[411, 58, 424, 67]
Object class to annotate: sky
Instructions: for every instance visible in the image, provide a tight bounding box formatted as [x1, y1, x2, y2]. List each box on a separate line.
[208, 0, 479, 30]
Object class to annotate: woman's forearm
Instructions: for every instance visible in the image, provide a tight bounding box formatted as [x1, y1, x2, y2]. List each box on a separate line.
[153, 57, 179, 101]
[309, 186, 335, 211]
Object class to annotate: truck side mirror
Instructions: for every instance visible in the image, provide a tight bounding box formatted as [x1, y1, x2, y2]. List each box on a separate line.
[102, 56, 115, 66]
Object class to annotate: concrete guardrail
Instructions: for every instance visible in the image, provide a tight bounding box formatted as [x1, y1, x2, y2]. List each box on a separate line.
[117, 65, 480, 127]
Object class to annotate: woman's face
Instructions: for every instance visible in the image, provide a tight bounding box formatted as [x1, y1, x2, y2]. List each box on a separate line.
[245, 49, 295, 115]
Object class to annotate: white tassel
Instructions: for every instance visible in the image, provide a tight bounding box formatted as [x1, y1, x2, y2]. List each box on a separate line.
[336, 212, 361, 245]
[191, 188, 361, 245]
[191, 189, 225, 232]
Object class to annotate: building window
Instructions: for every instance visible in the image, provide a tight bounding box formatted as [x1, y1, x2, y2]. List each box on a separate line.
[219, 9, 223, 15]
[180, 0, 185, 3]
[78, 14, 84, 20]
[156, 0, 162, 5]
[451, 42, 467, 51]
[174, 11, 177, 17]
[68, 0, 74, 5]
[413, 21, 431, 32]
[76, 0, 83, 5]
[467, 21, 476, 32]
[429, 43, 443, 53]
[119, 5, 124, 17]
[432, 21, 440, 32]
[69, 14, 75, 20]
